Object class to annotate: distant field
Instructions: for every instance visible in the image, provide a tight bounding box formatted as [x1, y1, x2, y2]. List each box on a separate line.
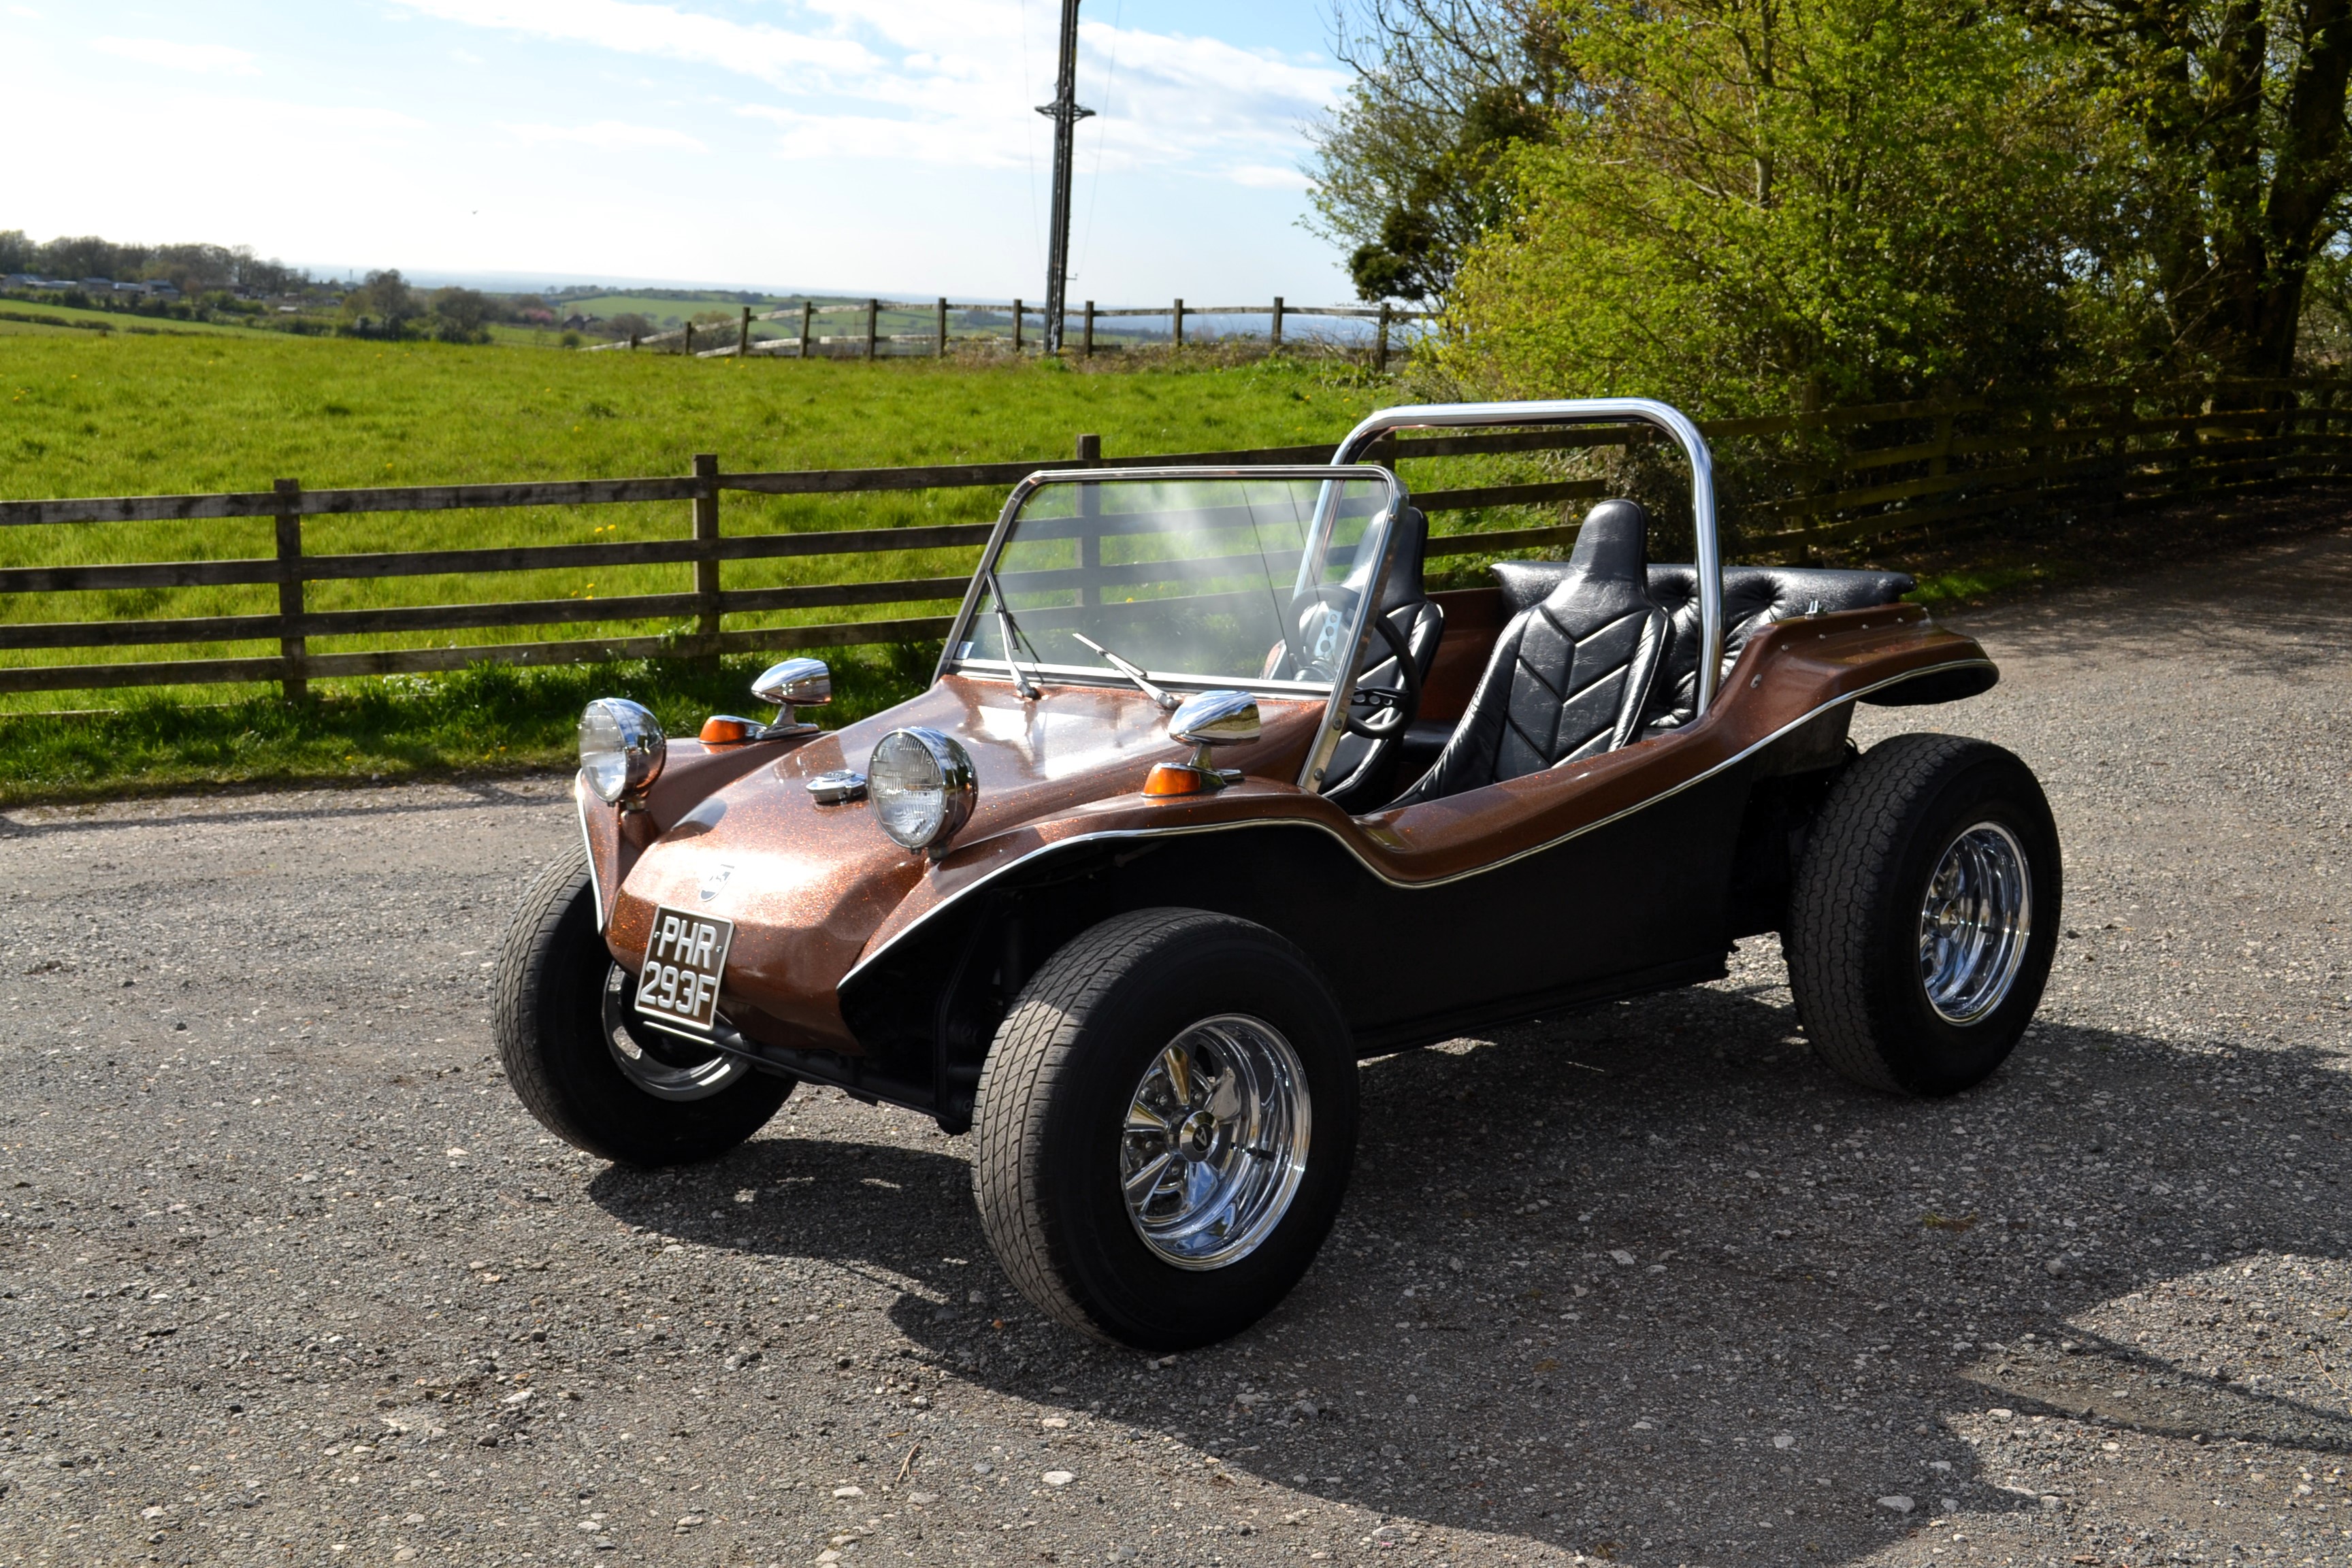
[0, 296, 281, 339]
[0, 332, 1485, 713]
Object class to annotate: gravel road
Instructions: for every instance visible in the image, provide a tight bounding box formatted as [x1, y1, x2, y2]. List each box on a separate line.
[2, 529, 2347, 1568]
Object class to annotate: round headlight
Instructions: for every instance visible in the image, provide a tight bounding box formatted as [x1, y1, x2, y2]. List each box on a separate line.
[578, 698, 666, 805]
[867, 728, 977, 853]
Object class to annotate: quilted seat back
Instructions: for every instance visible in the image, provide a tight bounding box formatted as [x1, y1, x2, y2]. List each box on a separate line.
[1390, 500, 1667, 807]
[1491, 557, 1916, 732]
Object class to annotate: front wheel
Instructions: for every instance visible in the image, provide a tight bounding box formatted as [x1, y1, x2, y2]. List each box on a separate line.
[972, 909, 1358, 1350]
[492, 843, 792, 1165]
[1783, 734, 2061, 1096]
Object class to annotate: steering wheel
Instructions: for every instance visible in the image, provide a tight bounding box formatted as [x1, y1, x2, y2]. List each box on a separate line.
[1288, 584, 1422, 740]
[1345, 608, 1422, 739]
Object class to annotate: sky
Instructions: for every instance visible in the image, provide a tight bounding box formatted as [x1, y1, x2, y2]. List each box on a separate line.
[0, 1, 1358, 303]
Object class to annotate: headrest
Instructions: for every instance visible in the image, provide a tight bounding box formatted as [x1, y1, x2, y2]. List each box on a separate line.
[1563, 498, 1648, 583]
[1378, 506, 1430, 612]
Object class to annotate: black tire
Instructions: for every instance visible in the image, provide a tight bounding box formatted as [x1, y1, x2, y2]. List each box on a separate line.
[492, 843, 792, 1165]
[1784, 734, 2061, 1096]
[972, 909, 1358, 1350]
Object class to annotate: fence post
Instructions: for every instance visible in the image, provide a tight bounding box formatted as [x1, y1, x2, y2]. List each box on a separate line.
[799, 300, 813, 359]
[1083, 300, 1095, 358]
[1076, 434, 1102, 606]
[691, 453, 722, 655]
[738, 306, 751, 359]
[865, 299, 879, 361]
[1012, 299, 1024, 355]
[1271, 295, 1284, 353]
[629, 331, 640, 350]
[1173, 298, 1185, 348]
[936, 297, 949, 359]
[273, 478, 307, 703]
[1375, 303, 1392, 374]
[684, 322, 696, 356]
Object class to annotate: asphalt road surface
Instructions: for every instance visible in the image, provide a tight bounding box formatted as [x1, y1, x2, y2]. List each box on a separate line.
[2, 529, 2347, 1568]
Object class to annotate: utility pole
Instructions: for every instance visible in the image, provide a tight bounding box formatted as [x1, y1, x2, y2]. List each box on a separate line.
[1036, 0, 1092, 355]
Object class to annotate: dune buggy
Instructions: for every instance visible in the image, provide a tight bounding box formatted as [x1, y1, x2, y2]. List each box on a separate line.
[494, 397, 2060, 1350]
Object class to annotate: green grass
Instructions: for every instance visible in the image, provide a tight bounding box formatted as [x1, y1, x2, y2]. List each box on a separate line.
[0, 331, 1613, 798]
[0, 333, 1481, 795]
[0, 648, 938, 806]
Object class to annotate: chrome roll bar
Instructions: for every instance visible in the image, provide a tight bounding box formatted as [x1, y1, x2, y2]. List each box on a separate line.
[1333, 399, 1725, 719]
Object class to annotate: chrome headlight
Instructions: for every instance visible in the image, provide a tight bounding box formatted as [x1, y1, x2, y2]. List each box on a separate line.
[867, 728, 977, 853]
[578, 698, 666, 806]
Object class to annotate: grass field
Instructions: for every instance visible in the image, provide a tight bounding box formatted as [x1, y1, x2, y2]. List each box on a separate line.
[0, 297, 282, 339]
[1, 328, 1435, 696]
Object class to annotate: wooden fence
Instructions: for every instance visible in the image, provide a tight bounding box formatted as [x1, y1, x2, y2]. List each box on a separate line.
[589, 297, 1433, 370]
[2, 378, 2344, 700]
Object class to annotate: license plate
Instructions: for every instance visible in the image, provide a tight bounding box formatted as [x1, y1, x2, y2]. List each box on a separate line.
[634, 904, 735, 1033]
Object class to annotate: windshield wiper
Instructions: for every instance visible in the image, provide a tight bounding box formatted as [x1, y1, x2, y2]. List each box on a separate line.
[1071, 632, 1178, 711]
[983, 566, 1043, 700]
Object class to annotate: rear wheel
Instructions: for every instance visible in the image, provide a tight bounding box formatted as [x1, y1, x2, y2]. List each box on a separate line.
[492, 843, 792, 1164]
[1784, 734, 2061, 1096]
[972, 909, 1358, 1350]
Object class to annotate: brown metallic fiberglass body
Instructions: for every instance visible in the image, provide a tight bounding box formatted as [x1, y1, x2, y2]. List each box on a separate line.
[578, 588, 1991, 1126]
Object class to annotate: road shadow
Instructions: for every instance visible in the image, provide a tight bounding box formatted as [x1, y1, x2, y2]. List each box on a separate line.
[584, 971, 2352, 1565]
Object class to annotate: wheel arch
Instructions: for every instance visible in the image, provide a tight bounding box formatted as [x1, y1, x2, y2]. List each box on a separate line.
[837, 821, 1380, 1131]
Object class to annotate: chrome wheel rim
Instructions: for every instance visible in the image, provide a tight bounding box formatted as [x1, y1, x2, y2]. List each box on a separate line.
[1918, 821, 2032, 1025]
[601, 964, 748, 1102]
[1120, 1014, 1311, 1271]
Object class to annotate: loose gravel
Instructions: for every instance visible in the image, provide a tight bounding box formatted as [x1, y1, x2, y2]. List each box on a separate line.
[1, 528, 2347, 1568]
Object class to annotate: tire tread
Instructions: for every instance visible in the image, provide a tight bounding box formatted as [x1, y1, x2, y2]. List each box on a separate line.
[1786, 733, 2000, 1092]
[972, 908, 1232, 1340]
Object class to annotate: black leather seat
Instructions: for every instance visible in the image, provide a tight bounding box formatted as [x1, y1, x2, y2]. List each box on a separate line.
[1492, 556, 1916, 733]
[1390, 500, 1667, 807]
[1324, 506, 1446, 805]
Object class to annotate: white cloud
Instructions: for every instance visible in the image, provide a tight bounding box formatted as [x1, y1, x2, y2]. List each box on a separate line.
[395, 0, 1343, 188]
[391, 0, 873, 84]
[735, 104, 1019, 169]
[451, 48, 485, 67]
[1227, 163, 1312, 191]
[181, 95, 429, 135]
[502, 119, 706, 152]
[92, 37, 260, 75]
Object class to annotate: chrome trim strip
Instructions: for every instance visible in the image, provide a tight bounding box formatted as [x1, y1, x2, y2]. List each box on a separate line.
[573, 771, 607, 933]
[1333, 399, 1723, 717]
[840, 657, 1996, 990]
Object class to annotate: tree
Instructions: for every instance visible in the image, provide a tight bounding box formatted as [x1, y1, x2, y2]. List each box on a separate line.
[1309, 0, 1565, 301]
[1435, 0, 2122, 413]
[39, 234, 131, 281]
[0, 229, 32, 274]
[2026, 0, 2352, 379]
[344, 269, 420, 332]
[428, 287, 494, 343]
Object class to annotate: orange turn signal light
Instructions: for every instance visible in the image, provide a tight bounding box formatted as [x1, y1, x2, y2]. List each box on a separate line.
[698, 715, 760, 745]
[1144, 762, 1208, 798]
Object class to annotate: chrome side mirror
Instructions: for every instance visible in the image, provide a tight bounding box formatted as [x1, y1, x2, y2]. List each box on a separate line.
[1169, 689, 1260, 751]
[1149, 691, 1260, 797]
[752, 657, 832, 730]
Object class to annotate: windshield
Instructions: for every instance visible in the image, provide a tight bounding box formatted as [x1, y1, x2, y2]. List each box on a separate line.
[949, 469, 1402, 696]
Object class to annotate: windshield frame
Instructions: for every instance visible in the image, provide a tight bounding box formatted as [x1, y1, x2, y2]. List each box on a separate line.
[937, 463, 1409, 793]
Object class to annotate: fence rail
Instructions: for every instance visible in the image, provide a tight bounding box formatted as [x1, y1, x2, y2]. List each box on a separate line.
[589, 295, 1433, 369]
[4, 378, 2347, 700]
